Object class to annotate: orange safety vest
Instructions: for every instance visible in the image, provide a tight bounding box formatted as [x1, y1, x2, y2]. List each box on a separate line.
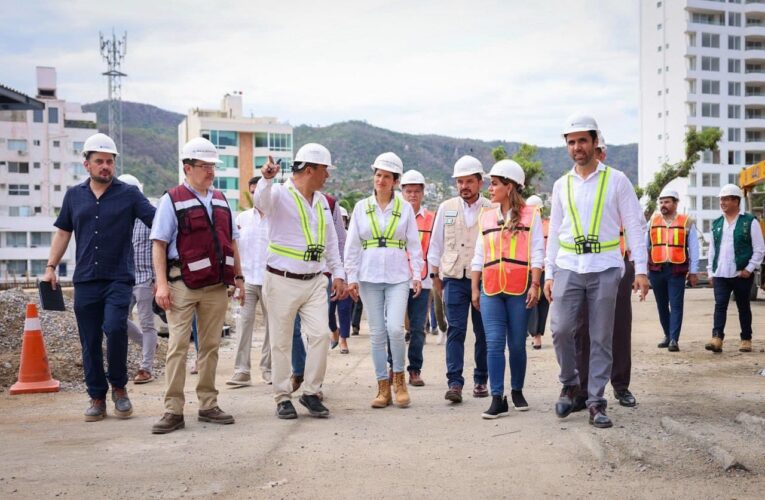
[480, 205, 536, 296]
[619, 228, 626, 257]
[416, 210, 435, 280]
[649, 213, 689, 264]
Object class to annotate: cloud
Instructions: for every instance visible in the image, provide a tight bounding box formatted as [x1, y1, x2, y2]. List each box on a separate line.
[0, 0, 639, 146]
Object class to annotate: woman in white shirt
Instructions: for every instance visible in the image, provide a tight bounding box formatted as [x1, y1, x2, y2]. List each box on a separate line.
[470, 160, 544, 419]
[345, 152, 423, 409]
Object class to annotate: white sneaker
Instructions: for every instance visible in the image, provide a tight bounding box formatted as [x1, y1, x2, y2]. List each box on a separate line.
[226, 372, 251, 386]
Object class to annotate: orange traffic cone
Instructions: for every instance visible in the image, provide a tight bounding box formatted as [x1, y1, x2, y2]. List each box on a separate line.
[10, 303, 60, 395]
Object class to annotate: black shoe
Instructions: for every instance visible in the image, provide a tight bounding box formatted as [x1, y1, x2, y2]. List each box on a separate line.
[299, 394, 330, 418]
[511, 390, 529, 412]
[481, 395, 509, 419]
[571, 394, 587, 413]
[589, 405, 613, 428]
[657, 337, 670, 348]
[276, 400, 298, 419]
[614, 389, 637, 407]
[668, 340, 679, 352]
[555, 384, 579, 418]
[352, 326, 360, 336]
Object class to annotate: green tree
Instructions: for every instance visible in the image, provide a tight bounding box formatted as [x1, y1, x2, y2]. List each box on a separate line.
[491, 144, 544, 198]
[634, 128, 723, 219]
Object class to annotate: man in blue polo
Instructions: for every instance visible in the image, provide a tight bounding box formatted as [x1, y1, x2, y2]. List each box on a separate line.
[43, 133, 155, 422]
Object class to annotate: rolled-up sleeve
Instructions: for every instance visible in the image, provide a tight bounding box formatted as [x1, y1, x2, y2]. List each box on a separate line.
[150, 194, 176, 243]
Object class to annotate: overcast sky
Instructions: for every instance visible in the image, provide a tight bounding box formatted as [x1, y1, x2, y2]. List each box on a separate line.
[1, 0, 639, 147]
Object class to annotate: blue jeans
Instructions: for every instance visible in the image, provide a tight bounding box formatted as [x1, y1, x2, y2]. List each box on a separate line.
[649, 265, 687, 342]
[443, 277, 487, 387]
[73, 280, 132, 399]
[480, 291, 529, 395]
[359, 281, 410, 380]
[713, 274, 754, 340]
[407, 289, 431, 372]
[330, 297, 353, 338]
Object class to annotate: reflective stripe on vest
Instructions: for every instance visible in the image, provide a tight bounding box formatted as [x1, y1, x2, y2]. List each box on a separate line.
[650, 213, 688, 264]
[559, 166, 620, 254]
[480, 205, 535, 296]
[268, 187, 326, 261]
[362, 196, 406, 249]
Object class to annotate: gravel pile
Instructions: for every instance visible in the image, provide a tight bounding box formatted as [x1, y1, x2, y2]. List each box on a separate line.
[0, 288, 167, 393]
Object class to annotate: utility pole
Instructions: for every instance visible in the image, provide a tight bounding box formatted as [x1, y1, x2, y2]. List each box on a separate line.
[99, 30, 127, 174]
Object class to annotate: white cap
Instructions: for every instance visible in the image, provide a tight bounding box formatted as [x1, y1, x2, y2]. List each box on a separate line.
[658, 187, 679, 200]
[562, 113, 599, 137]
[596, 130, 607, 151]
[488, 159, 525, 188]
[182, 137, 223, 164]
[371, 152, 404, 175]
[526, 195, 543, 208]
[718, 183, 743, 198]
[118, 174, 143, 193]
[340, 206, 348, 218]
[294, 143, 333, 169]
[83, 133, 119, 157]
[401, 169, 426, 185]
[452, 155, 484, 178]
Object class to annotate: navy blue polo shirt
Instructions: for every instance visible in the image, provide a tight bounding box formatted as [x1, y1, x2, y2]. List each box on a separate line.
[55, 178, 156, 285]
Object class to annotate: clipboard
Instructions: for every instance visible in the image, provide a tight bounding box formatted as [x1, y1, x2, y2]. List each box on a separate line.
[38, 281, 66, 311]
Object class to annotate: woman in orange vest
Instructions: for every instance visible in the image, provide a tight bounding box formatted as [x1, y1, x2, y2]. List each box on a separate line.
[470, 160, 544, 419]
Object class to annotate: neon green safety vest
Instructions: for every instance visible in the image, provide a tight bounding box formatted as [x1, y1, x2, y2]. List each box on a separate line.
[268, 187, 326, 261]
[559, 166, 620, 255]
[361, 196, 406, 249]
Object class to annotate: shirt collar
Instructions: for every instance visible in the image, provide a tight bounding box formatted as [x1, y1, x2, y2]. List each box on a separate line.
[569, 161, 606, 180]
[183, 180, 212, 200]
[415, 205, 427, 218]
[285, 178, 322, 207]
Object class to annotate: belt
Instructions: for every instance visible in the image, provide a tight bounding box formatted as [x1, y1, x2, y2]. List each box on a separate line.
[267, 265, 322, 281]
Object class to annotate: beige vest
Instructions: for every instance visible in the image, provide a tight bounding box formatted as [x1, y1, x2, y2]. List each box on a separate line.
[439, 196, 492, 279]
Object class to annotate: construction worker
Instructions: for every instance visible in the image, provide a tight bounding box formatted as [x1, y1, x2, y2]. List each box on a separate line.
[118, 173, 158, 384]
[572, 134, 643, 411]
[255, 144, 346, 419]
[525, 194, 549, 350]
[400, 168, 435, 386]
[470, 160, 544, 418]
[43, 133, 155, 421]
[228, 175, 271, 386]
[430, 155, 493, 403]
[647, 187, 700, 352]
[706, 184, 765, 353]
[544, 114, 649, 429]
[151, 137, 244, 434]
[345, 153, 422, 408]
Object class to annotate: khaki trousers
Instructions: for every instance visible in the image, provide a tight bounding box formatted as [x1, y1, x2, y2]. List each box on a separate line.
[164, 275, 228, 415]
[234, 283, 270, 379]
[263, 271, 329, 403]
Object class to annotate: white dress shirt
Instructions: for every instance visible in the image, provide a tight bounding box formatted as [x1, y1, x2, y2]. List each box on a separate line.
[545, 162, 648, 277]
[253, 178, 345, 279]
[344, 194, 423, 285]
[708, 214, 765, 278]
[236, 208, 269, 285]
[428, 196, 488, 271]
[471, 210, 546, 271]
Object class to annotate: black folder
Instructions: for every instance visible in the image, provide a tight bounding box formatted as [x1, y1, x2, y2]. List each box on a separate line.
[38, 281, 66, 311]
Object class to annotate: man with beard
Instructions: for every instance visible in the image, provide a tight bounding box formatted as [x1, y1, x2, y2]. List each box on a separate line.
[429, 156, 493, 403]
[43, 133, 155, 421]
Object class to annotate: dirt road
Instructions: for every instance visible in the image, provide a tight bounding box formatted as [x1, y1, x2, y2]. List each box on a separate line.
[0, 289, 763, 499]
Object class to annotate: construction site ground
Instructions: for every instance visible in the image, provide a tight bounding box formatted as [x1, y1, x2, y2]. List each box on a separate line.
[0, 288, 764, 499]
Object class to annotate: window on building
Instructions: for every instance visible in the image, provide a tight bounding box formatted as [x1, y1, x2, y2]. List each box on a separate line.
[729, 35, 741, 50]
[728, 105, 741, 119]
[53, 185, 61, 192]
[687, 102, 697, 117]
[728, 12, 741, 27]
[8, 162, 29, 173]
[30, 260, 48, 276]
[254, 156, 268, 168]
[728, 81, 741, 96]
[688, 32, 697, 47]
[657, 1, 662, 7]
[658, 133, 663, 140]
[204, 130, 238, 147]
[8, 139, 27, 152]
[702, 150, 721, 164]
[268, 133, 292, 151]
[33, 162, 40, 169]
[212, 177, 239, 190]
[747, 152, 764, 163]
[30, 232, 51, 247]
[229, 199, 239, 212]
[702, 102, 720, 117]
[729, 173, 739, 184]
[53, 162, 60, 169]
[5, 232, 27, 247]
[746, 130, 763, 142]
[657, 23, 662, 30]
[728, 150, 741, 165]
[658, 90, 663, 96]
[34, 185, 40, 191]
[219, 155, 238, 170]
[688, 55, 697, 71]
[9, 184, 30, 195]
[702, 173, 721, 187]
[702, 80, 720, 94]
[692, 13, 722, 25]
[34, 206, 42, 214]
[9, 206, 32, 217]
[32, 109, 43, 123]
[688, 80, 697, 94]
[702, 219, 712, 233]
[729, 58, 741, 73]
[254, 132, 268, 148]
[72, 141, 84, 153]
[702, 196, 718, 210]
[702, 33, 720, 48]
[48, 107, 58, 124]
[689, 173, 697, 187]
[52, 140, 60, 148]
[33, 140, 40, 146]
[689, 197, 697, 210]
[5, 260, 28, 276]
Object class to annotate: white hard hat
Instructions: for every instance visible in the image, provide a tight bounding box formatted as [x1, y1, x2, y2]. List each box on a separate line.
[718, 183, 743, 198]
[371, 152, 404, 175]
[596, 130, 607, 151]
[340, 206, 348, 218]
[658, 187, 679, 200]
[526, 195, 543, 208]
[562, 113, 600, 137]
[452, 155, 484, 178]
[118, 174, 143, 193]
[401, 169, 426, 185]
[182, 137, 223, 164]
[294, 143, 333, 169]
[488, 159, 525, 188]
[83, 133, 119, 157]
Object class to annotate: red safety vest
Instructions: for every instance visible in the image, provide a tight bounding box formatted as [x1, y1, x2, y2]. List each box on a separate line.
[416, 210, 435, 280]
[480, 205, 536, 296]
[167, 185, 235, 289]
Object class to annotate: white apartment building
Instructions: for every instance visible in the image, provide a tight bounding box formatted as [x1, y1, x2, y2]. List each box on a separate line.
[640, 0, 765, 245]
[0, 67, 96, 283]
[178, 93, 293, 212]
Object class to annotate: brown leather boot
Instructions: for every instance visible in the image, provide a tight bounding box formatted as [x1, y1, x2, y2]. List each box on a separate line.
[393, 372, 410, 408]
[409, 370, 425, 387]
[371, 379, 392, 408]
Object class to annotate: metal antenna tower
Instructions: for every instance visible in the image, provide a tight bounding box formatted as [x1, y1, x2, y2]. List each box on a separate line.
[99, 30, 127, 174]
